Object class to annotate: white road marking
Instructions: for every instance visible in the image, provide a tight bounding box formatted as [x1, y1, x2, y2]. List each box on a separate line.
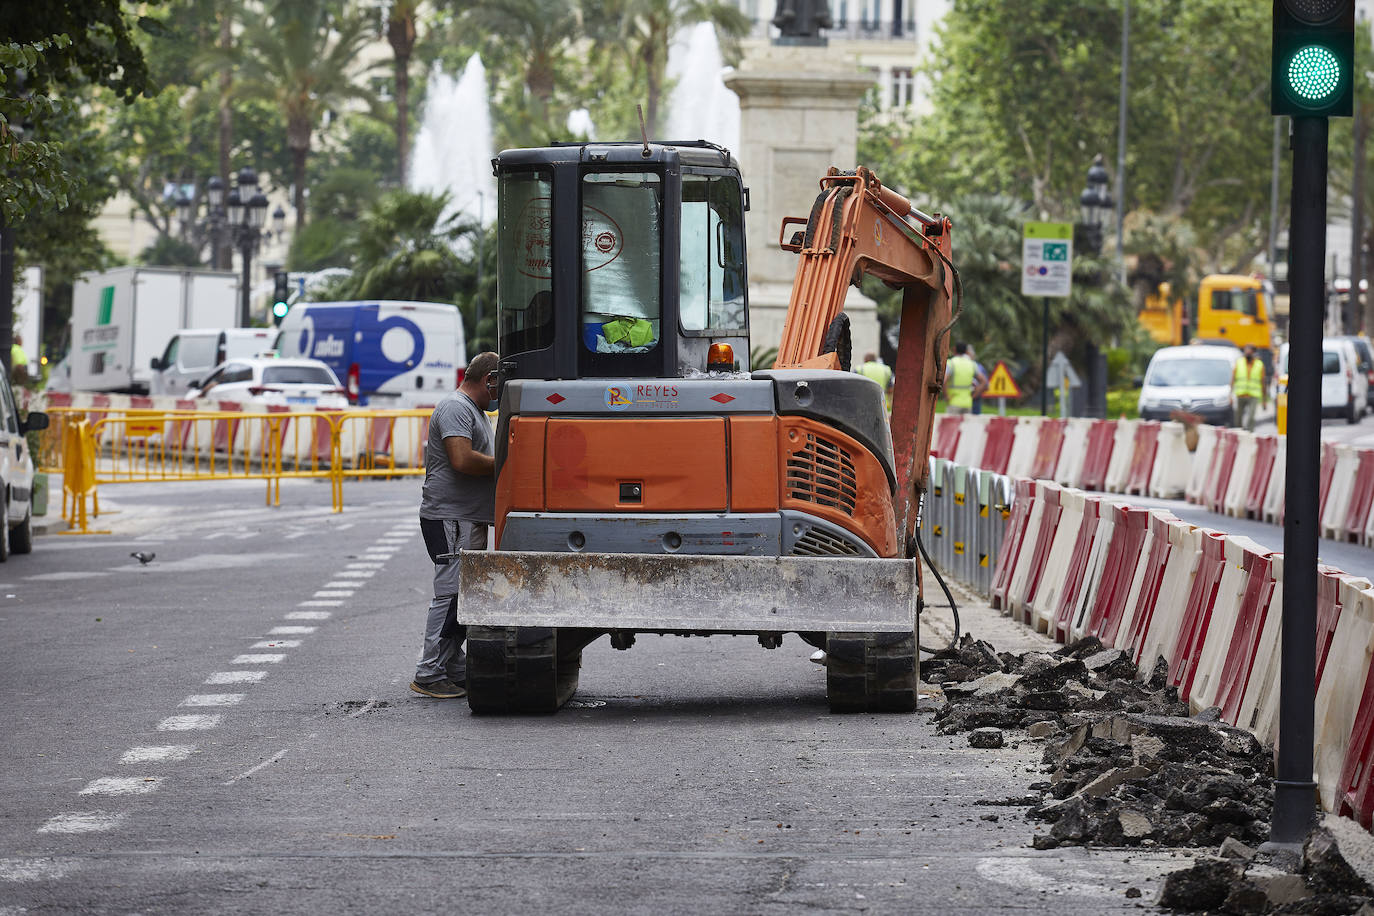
[157, 714, 222, 731]
[180, 694, 244, 707]
[0, 856, 76, 881]
[206, 671, 265, 684]
[322, 581, 357, 588]
[250, 641, 299, 649]
[311, 591, 351, 598]
[295, 601, 340, 608]
[223, 747, 291, 785]
[121, 745, 195, 764]
[345, 562, 385, 570]
[233, 653, 285, 663]
[288, 610, 333, 619]
[334, 570, 374, 578]
[79, 776, 163, 796]
[38, 813, 124, 834]
[974, 859, 1120, 898]
[269, 625, 318, 634]
[23, 571, 110, 581]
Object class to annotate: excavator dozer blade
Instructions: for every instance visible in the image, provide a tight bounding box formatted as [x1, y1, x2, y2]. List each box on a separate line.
[457, 551, 918, 633]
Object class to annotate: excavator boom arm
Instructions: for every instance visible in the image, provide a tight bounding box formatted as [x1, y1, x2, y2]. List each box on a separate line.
[773, 167, 955, 541]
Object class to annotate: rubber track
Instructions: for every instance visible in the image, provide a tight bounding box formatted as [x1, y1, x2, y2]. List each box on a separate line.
[825, 631, 918, 713]
[467, 626, 581, 715]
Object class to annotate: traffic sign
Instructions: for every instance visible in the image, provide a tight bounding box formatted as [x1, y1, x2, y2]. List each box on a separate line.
[1021, 222, 1074, 297]
[984, 360, 1022, 399]
[1046, 351, 1082, 389]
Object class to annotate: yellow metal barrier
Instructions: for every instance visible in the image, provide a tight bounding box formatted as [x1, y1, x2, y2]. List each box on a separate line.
[48, 406, 437, 528]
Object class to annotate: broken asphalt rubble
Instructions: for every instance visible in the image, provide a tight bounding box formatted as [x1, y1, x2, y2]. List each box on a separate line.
[927, 634, 1374, 912]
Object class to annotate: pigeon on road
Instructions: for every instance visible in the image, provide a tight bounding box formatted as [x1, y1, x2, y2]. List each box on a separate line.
[130, 551, 155, 566]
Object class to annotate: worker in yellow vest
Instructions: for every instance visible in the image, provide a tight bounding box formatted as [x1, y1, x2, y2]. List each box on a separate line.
[858, 351, 893, 396]
[944, 341, 987, 415]
[1232, 344, 1267, 432]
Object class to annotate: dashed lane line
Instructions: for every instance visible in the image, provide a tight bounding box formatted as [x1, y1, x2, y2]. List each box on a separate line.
[121, 746, 195, 764]
[38, 813, 124, 834]
[179, 694, 245, 707]
[79, 777, 164, 797]
[157, 714, 223, 731]
[35, 531, 397, 839]
[206, 671, 265, 684]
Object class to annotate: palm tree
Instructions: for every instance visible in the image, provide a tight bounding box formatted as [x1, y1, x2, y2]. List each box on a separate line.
[586, 0, 749, 135]
[234, 0, 378, 229]
[387, 0, 422, 185]
[464, 0, 581, 142]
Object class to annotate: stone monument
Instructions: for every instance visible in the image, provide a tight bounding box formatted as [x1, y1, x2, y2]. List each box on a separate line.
[724, 4, 878, 364]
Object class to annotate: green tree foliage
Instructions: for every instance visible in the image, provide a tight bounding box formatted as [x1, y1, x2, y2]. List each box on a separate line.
[583, 0, 749, 135]
[877, 0, 1274, 274]
[233, 0, 379, 229]
[862, 193, 1132, 389]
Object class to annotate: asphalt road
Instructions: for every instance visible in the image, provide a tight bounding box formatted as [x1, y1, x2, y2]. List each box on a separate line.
[0, 477, 1190, 913]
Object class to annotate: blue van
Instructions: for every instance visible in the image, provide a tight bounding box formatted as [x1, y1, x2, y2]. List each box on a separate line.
[277, 301, 466, 406]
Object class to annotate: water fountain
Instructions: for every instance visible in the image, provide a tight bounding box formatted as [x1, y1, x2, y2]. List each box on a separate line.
[665, 23, 740, 154]
[409, 55, 496, 230]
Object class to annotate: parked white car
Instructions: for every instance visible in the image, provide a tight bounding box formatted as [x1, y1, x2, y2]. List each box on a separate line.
[0, 370, 47, 558]
[1137, 344, 1239, 426]
[187, 357, 349, 410]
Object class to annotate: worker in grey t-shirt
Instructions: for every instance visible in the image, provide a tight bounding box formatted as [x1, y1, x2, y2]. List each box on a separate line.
[410, 351, 501, 699]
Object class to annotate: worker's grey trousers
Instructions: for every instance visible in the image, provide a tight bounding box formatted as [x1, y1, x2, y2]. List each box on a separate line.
[415, 518, 488, 684]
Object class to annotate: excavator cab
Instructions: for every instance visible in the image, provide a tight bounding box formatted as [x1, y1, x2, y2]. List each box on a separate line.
[494, 141, 751, 383]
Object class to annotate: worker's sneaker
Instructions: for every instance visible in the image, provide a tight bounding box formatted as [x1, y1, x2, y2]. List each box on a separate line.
[809, 649, 828, 666]
[410, 677, 466, 699]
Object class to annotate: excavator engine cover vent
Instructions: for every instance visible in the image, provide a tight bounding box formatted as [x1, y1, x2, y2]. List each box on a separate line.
[786, 433, 858, 516]
[790, 524, 865, 557]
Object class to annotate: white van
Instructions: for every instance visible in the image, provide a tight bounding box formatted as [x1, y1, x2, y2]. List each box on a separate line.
[149, 328, 281, 398]
[1277, 339, 1369, 423]
[1137, 344, 1239, 426]
[276, 301, 465, 406]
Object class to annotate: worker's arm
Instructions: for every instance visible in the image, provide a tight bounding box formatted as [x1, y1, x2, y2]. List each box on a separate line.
[972, 367, 989, 397]
[444, 436, 495, 477]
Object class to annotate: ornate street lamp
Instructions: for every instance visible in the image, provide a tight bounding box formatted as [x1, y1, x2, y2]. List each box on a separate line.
[180, 167, 274, 326]
[1075, 153, 1116, 418]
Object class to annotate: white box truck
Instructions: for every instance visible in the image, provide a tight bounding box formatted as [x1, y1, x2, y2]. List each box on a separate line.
[70, 267, 238, 394]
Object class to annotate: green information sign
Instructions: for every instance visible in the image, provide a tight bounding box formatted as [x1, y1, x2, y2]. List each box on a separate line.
[1021, 222, 1074, 298]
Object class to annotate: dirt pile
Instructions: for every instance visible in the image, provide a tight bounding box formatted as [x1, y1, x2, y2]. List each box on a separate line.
[927, 634, 1275, 850]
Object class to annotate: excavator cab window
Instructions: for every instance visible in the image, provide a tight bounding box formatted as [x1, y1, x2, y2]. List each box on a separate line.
[581, 172, 663, 354]
[680, 173, 746, 332]
[497, 170, 555, 356]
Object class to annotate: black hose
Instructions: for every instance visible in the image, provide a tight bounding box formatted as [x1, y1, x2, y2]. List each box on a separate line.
[913, 525, 961, 655]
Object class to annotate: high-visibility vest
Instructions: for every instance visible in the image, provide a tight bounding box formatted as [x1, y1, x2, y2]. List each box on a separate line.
[859, 360, 892, 389]
[1234, 357, 1264, 399]
[947, 355, 976, 408]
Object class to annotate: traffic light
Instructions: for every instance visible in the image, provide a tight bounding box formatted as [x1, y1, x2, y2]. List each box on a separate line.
[1272, 0, 1354, 118]
[271, 271, 291, 326]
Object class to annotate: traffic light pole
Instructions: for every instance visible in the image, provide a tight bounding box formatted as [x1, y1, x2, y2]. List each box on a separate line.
[1272, 114, 1325, 848]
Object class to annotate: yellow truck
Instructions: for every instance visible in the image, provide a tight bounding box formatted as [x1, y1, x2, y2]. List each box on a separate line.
[1140, 274, 1276, 375]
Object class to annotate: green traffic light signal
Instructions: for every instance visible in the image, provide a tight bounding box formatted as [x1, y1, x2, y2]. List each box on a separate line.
[272, 301, 289, 319]
[1272, 0, 1354, 117]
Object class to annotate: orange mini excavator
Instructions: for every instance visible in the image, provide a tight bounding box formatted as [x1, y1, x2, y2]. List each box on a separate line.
[458, 142, 957, 713]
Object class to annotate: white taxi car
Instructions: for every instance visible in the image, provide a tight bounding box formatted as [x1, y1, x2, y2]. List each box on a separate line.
[187, 357, 349, 410]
